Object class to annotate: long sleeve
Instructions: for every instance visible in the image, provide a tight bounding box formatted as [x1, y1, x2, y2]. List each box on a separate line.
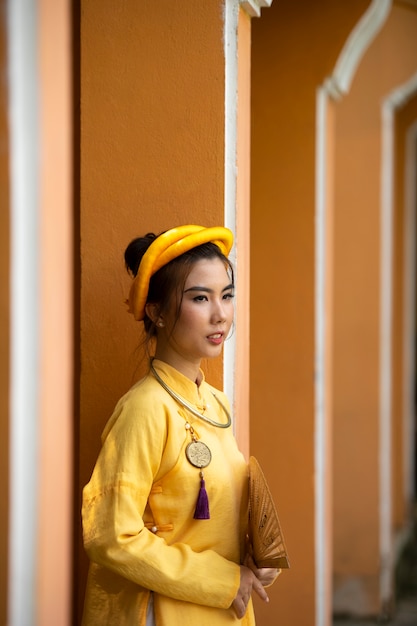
[82, 366, 248, 616]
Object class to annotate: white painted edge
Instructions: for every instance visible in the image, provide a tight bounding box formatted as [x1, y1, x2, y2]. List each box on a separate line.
[403, 121, 417, 509]
[379, 101, 395, 608]
[386, 73, 417, 109]
[240, 0, 273, 18]
[223, 0, 239, 423]
[7, 0, 40, 624]
[315, 86, 329, 626]
[324, 0, 392, 100]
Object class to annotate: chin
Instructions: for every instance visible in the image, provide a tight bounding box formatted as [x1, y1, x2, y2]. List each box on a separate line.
[207, 346, 224, 359]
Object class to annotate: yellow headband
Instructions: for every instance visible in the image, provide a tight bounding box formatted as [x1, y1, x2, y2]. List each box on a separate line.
[127, 224, 234, 321]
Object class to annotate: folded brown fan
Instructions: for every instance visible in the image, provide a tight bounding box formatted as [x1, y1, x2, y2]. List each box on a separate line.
[248, 456, 290, 569]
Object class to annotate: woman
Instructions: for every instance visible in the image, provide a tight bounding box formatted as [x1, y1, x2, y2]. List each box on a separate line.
[81, 225, 279, 625]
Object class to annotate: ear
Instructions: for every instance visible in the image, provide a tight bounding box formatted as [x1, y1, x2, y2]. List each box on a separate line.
[145, 302, 162, 325]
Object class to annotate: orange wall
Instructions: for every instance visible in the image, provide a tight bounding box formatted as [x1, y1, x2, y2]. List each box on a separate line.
[332, 92, 381, 611]
[235, 7, 252, 458]
[0, 0, 9, 621]
[332, 3, 417, 614]
[77, 1, 230, 619]
[250, 2, 371, 624]
[76, 1, 417, 623]
[37, 0, 73, 623]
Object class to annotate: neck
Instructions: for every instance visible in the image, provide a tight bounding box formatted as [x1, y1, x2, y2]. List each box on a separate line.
[153, 347, 202, 385]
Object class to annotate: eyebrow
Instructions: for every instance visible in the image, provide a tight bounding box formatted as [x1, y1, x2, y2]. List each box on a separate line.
[183, 284, 234, 294]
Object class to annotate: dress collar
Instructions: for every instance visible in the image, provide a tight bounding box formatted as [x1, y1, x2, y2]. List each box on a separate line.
[150, 359, 207, 407]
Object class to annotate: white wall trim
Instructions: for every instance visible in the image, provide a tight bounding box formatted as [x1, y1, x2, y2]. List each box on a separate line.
[385, 73, 417, 109]
[315, 86, 330, 626]
[379, 101, 395, 607]
[324, 0, 392, 100]
[7, 0, 40, 624]
[316, 2, 392, 623]
[223, 0, 239, 415]
[403, 121, 417, 509]
[239, 0, 273, 19]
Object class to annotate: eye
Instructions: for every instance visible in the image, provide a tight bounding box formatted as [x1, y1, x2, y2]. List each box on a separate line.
[223, 291, 234, 300]
[193, 295, 208, 302]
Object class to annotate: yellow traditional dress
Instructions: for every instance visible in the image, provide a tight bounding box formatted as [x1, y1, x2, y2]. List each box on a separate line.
[82, 360, 254, 625]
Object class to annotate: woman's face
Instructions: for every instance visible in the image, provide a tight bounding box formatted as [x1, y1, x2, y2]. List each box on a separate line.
[155, 257, 234, 377]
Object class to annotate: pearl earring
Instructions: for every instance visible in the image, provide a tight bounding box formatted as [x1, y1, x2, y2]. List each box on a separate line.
[158, 320, 164, 328]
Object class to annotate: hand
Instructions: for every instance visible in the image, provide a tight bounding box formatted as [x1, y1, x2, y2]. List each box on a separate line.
[244, 554, 281, 588]
[231, 565, 269, 618]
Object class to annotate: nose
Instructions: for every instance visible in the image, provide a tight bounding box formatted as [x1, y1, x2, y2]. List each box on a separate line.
[211, 298, 227, 323]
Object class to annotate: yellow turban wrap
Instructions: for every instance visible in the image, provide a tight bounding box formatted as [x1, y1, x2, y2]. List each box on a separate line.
[127, 224, 234, 321]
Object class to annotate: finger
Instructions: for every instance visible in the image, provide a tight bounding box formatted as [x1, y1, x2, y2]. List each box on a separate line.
[244, 554, 258, 574]
[258, 566, 278, 580]
[232, 597, 247, 619]
[242, 596, 250, 616]
[242, 593, 251, 607]
[252, 576, 269, 603]
[246, 554, 258, 573]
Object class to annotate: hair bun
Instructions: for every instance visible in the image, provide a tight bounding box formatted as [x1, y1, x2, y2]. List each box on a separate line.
[124, 233, 157, 277]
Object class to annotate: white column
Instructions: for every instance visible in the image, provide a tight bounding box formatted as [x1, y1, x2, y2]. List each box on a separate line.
[223, 0, 239, 411]
[7, 0, 40, 624]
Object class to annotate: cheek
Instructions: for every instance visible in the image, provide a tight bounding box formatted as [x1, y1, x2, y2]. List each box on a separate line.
[173, 305, 203, 330]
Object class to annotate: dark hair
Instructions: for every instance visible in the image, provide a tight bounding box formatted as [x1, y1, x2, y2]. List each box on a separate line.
[124, 232, 234, 349]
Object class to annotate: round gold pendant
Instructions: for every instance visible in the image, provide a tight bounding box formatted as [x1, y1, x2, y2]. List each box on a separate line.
[186, 441, 212, 468]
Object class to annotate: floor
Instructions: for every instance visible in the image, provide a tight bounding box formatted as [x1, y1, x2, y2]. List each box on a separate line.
[333, 599, 417, 626]
[333, 518, 417, 626]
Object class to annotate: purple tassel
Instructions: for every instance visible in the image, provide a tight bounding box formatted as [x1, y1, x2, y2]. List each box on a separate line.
[193, 471, 210, 519]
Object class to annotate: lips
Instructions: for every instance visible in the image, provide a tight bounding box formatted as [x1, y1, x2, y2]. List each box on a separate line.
[207, 332, 224, 345]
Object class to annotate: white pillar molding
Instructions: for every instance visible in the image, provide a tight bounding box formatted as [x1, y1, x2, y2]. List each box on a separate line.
[223, 0, 239, 417]
[315, 1, 392, 623]
[224, 0, 271, 436]
[324, 0, 392, 100]
[7, 0, 40, 624]
[239, 0, 273, 19]
[314, 86, 331, 626]
[379, 99, 395, 609]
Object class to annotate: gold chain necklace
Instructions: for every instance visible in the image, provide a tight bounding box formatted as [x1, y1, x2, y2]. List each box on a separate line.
[150, 363, 232, 428]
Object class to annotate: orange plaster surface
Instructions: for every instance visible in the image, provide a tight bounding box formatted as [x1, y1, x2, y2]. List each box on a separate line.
[37, 0, 73, 624]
